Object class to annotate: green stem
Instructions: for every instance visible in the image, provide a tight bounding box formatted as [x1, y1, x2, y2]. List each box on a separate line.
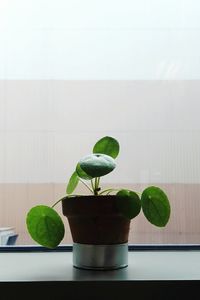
[51, 196, 68, 208]
[99, 188, 119, 195]
[95, 177, 98, 190]
[51, 194, 82, 208]
[94, 177, 99, 195]
[99, 189, 142, 196]
[90, 179, 95, 194]
[97, 177, 100, 187]
[79, 178, 93, 193]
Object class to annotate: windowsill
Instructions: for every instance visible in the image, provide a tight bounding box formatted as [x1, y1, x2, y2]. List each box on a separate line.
[1, 249, 200, 299]
[0, 249, 200, 281]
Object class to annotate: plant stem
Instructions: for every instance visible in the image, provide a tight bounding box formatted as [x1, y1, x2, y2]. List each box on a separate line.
[51, 196, 67, 208]
[99, 188, 119, 195]
[99, 188, 142, 196]
[97, 177, 100, 188]
[89, 177, 101, 196]
[79, 178, 93, 193]
[90, 179, 95, 194]
[94, 177, 97, 189]
[94, 177, 99, 195]
[51, 194, 82, 208]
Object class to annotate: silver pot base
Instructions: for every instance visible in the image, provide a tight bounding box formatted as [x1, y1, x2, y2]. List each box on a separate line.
[73, 242, 128, 270]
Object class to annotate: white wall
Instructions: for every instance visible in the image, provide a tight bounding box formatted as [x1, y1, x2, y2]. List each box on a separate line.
[0, 1, 200, 184]
[0, 0, 200, 79]
[0, 80, 200, 184]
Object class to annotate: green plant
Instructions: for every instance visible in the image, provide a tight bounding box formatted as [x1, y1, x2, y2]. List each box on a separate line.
[26, 136, 171, 248]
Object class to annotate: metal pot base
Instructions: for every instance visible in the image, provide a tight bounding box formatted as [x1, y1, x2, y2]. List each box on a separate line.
[73, 242, 128, 270]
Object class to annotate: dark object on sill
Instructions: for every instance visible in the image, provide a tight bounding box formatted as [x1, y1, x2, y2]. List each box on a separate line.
[6, 234, 18, 246]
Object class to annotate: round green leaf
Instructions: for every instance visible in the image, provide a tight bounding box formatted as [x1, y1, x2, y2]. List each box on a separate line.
[76, 163, 92, 180]
[141, 186, 170, 227]
[93, 136, 120, 159]
[26, 205, 65, 248]
[116, 189, 141, 219]
[66, 171, 79, 194]
[79, 153, 116, 178]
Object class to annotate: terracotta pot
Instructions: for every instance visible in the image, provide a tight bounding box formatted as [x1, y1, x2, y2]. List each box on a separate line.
[62, 195, 130, 245]
[62, 195, 130, 270]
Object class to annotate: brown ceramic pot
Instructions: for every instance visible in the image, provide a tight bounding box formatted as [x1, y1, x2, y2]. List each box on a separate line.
[62, 195, 131, 245]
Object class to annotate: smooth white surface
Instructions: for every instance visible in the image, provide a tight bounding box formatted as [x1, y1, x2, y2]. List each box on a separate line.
[0, 251, 200, 281]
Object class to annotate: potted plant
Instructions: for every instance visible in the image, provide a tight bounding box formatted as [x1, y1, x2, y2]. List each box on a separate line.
[26, 136, 171, 270]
